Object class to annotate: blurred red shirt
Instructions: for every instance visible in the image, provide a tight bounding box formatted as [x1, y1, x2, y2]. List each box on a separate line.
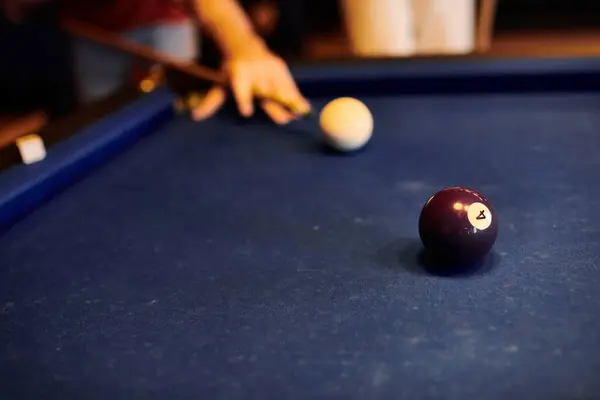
[61, 0, 189, 31]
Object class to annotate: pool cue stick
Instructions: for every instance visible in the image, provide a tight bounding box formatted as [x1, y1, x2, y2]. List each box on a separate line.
[62, 18, 225, 86]
[61, 18, 310, 116]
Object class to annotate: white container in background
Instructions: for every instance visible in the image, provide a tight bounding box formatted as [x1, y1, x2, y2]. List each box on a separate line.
[340, 0, 416, 57]
[414, 0, 476, 54]
[340, 0, 476, 57]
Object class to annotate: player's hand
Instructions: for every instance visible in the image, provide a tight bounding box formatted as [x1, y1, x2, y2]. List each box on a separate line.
[190, 39, 311, 125]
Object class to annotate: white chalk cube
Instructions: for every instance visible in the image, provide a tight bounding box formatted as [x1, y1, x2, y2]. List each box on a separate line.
[16, 134, 46, 164]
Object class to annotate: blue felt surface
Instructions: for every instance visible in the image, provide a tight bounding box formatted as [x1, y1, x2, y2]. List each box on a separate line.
[2, 60, 600, 399]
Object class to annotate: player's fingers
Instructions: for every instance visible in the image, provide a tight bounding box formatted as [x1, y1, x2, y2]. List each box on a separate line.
[270, 81, 310, 119]
[261, 99, 294, 125]
[229, 63, 254, 117]
[271, 61, 311, 115]
[281, 85, 311, 116]
[190, 86, 226, 121]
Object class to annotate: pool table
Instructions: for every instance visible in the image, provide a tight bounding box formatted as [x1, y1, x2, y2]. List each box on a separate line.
[2, 53, 600, 399]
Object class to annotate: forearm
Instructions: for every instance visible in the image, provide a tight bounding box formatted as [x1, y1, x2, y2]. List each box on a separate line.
[191, 0, 263, 57]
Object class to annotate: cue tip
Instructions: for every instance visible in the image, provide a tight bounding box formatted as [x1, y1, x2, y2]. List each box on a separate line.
[297, 108, 317, 123]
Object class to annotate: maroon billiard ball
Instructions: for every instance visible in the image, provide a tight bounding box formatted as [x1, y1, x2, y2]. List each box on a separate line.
[418, 187, 498, 264]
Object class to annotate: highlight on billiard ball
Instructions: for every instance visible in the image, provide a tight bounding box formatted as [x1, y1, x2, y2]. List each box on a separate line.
[318, 97, 373, 152]
[418, 187, 498, 265]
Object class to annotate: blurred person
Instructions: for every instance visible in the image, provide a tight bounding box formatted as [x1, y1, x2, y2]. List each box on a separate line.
[1, 0, 311, 125]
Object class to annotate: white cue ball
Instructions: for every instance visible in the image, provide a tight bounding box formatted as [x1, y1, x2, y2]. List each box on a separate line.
[319, 97, 373, 152]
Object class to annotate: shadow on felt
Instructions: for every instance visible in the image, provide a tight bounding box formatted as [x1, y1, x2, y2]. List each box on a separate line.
[221, 102, 371, 157]
[376, 237, 500, 278]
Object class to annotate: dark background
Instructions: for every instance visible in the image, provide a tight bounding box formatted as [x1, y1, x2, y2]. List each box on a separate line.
[2, 0, 600, 119]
